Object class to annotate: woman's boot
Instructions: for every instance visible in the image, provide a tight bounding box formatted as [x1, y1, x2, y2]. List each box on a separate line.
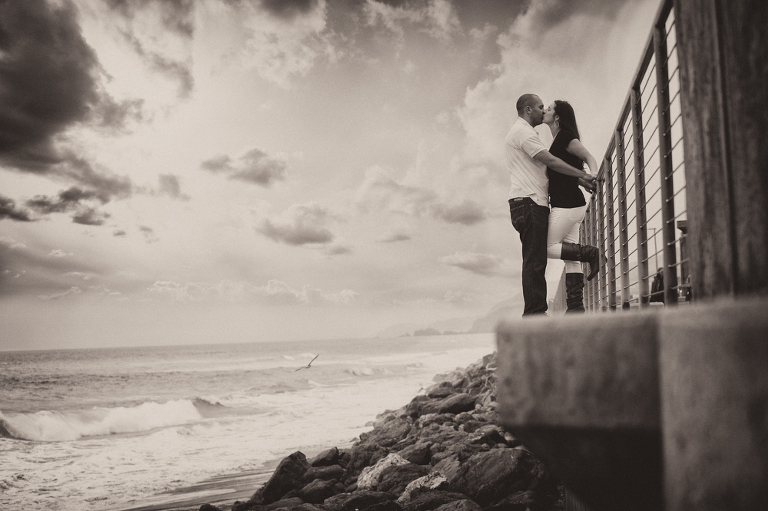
[565, 273, 586, 313]
[561, 242, 600, 281]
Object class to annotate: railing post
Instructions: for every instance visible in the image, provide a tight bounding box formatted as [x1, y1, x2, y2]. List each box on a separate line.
[614, 128, 631, 307]
[604, 156, 617, 309]
[653, 20, 679, 306]
[630, 87, 650, 307]
[597, 177, 608, 311]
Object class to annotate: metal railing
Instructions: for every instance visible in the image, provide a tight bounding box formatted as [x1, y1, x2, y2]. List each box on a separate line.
[581, 0, 689, 311]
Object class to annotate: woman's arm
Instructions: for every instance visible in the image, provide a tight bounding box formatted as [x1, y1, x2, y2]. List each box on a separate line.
[566, 139, 598, 175]
[533, 150, 594, 180]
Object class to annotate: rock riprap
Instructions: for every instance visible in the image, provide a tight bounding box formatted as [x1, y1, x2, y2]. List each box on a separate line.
[201, 353, 561, 511]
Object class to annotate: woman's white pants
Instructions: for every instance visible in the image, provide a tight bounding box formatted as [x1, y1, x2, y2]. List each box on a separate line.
[547, 205, 588, 273]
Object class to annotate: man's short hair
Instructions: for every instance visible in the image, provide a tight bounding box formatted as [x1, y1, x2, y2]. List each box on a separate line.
[516, 94, 540, 114]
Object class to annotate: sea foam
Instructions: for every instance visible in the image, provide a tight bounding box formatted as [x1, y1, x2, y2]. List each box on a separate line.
[0, 399, 207, 441]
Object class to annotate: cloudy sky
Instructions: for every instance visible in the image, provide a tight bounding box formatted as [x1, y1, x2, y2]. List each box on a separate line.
[0, 0, 660, 350]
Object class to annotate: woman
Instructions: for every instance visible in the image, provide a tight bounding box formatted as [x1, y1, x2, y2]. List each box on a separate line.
[542, 100, 601, 313]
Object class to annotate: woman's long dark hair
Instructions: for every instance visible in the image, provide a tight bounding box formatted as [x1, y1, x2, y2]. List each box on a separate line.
[554, 100, 580, 140]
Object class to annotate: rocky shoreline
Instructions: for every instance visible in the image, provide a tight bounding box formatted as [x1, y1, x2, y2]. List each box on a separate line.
[197, 353, 562, 511]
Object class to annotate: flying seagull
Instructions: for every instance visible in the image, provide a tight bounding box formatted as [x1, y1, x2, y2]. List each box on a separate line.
[296, 354, 319, 371]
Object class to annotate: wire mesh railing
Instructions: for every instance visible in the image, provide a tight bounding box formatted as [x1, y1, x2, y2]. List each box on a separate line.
[581, 0, 689, 311]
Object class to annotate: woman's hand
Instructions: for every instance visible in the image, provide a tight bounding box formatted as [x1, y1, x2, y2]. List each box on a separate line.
[579, 177, 596, 193]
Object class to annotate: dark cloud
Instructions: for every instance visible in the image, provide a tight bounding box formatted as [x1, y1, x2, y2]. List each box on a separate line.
[106, 0, 195, 37]
[200, 155, 231, 173]
[25, 186, 120, 225]
[527, 0, 634, 31]
[72, 208, 110, 226]
[377, 232, 411, 243]
[139, 225, 159, 243]
[123, 32, 194, 98]
[0, 0, 139, 211]
[158, 174, 189, 200]
[0, 0, 100, 171]
[0, 195, 33, 221]
[113, 230, 127, 237]
[59, 156, 133, 201]
[260, 0, 319, 19]
[256, 202, 335, 246]
[90, 96, 145, 132]
[26, 187, 105, 215]
[201, 148, 287, 187]
[430, 200, 487, 225]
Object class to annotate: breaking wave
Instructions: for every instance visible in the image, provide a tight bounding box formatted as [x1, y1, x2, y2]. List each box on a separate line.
[0, 398, 229, 442]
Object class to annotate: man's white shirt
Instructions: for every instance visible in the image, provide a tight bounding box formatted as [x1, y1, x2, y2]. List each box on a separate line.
[505, 117, 549, 207]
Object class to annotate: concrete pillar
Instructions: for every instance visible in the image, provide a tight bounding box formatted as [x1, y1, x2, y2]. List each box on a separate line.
[659, 298, 768, 511]
[496, 312, 663, 511]
[674, 0, 768, 298]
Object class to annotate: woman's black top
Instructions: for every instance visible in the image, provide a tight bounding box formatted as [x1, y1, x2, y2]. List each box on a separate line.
[547, 129, 587, 208]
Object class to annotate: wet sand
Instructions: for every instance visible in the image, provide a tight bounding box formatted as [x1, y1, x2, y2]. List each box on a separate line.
[118, 462, 278, 511]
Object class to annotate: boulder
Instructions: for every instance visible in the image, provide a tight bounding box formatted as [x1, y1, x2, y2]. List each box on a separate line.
[323, 491, 397, 511]
[397, 442, 432, 465]
[429, 454, 461, 483]
[397, 473, 450, 505]
[265, 497, 306, 510]
[251, 451, 311, 505]
[449, 449, 539, 507]
[358, 453, 411, 490]
[310, 447, 340, 467]
[284, 506, 323, 511]
[401, 491, 468, 511]
[199, 505, 222, 511]
[425, 382, 454, 399]
[346, 443, 390, 478]
[304, 465, 344, 482]
[377, 464, 431, 495]
[436, 394, 475, 415]
[296, 479, 345, 504]
[416, 424, 465, 449]
[234, 496, 308, 511]
[467, 425, 506, 446]
[363, 501, 404, 511]
[482, 491, 538, 511]
[405, 395, 431, 417]
[433, 500, 482, 511]
[417, 414, 457, 429]
[359, 417, 412, 447]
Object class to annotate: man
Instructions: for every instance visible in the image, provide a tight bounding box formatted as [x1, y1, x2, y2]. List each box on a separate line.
[506, 93, 595, 316]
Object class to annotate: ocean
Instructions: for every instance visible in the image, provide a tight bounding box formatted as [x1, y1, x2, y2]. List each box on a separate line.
[0, 333, 495, 511]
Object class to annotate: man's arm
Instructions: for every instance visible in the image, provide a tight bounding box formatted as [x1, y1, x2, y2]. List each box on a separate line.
[533, 150, 595, 181]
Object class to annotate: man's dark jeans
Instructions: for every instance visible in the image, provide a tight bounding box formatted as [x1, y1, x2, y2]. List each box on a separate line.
[509, 197, 549, 316]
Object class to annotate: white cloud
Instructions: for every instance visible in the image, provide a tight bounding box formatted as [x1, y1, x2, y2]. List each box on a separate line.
[363, 0, 460, 43]
[148, 279, 357, 306]
[238, 0, 339, 88]
[456, 0, 659, 167]
[64, 271, 92, 281]
[353, 166, 488, 224]
[39, 286, 82, 300]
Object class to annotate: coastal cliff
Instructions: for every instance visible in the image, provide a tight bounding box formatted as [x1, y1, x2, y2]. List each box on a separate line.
[199, 353, 561, 511]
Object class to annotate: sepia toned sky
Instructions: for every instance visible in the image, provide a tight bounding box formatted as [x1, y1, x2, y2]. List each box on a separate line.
[0, 0, 660, 350]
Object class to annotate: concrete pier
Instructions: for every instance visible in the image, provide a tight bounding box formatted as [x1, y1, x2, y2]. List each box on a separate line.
[496, 297, 768, 511]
